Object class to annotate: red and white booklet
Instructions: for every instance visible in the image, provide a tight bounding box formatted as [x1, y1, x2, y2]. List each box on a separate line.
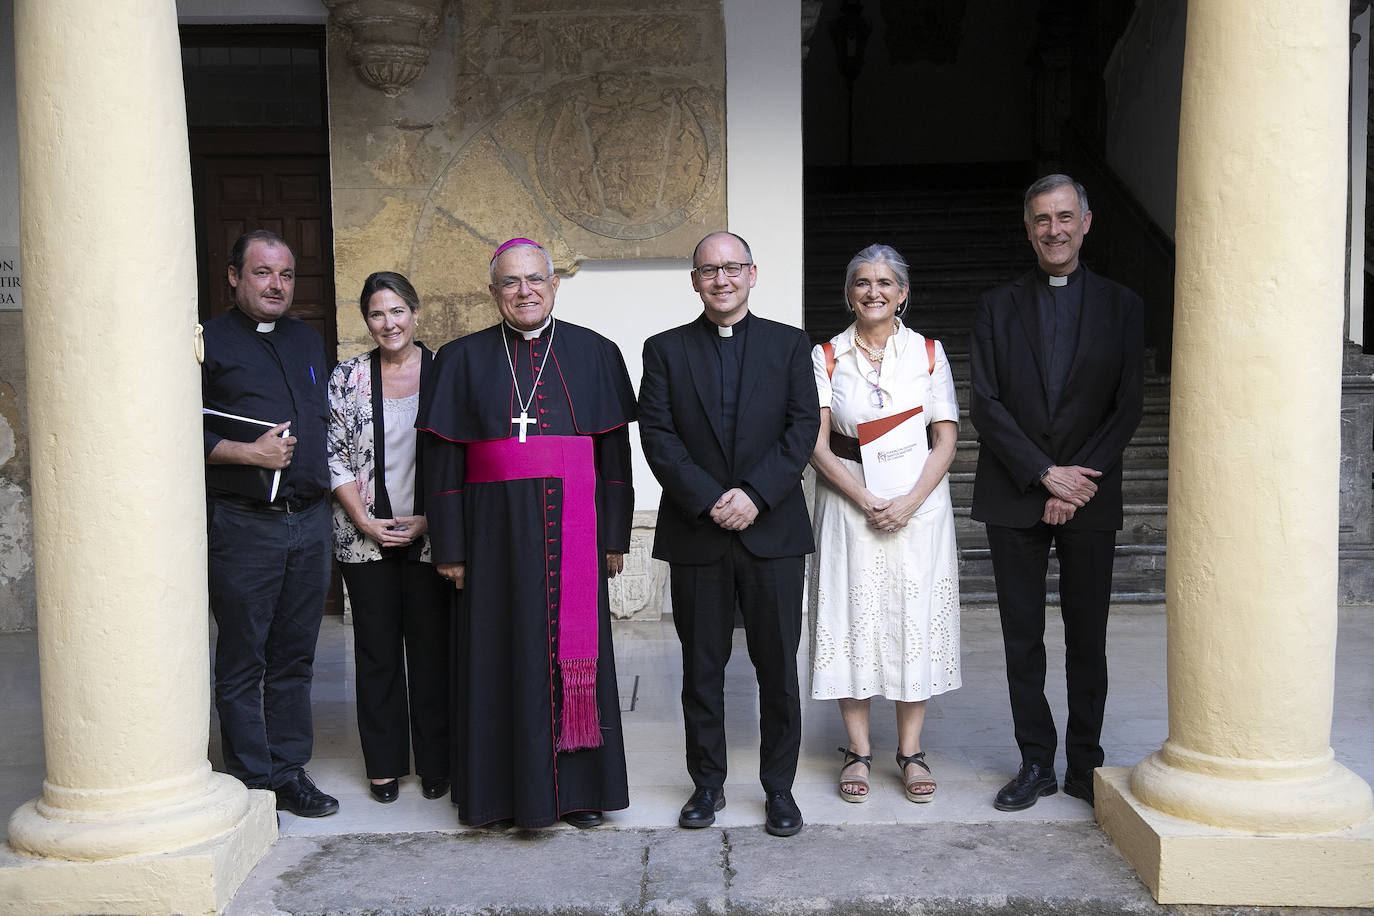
[857, 406, 927, 499]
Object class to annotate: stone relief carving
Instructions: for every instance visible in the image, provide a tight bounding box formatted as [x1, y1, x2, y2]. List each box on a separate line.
[328, 1, 725, 348]
[535, 74, 723, 241]
[547, 17, 700, 70]
[608, 511, 667, 620]
[324, 0, 444, 97]
[496, 20, 544, 71]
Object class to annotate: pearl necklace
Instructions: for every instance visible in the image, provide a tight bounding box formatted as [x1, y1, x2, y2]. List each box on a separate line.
[854, 319, 899, 363]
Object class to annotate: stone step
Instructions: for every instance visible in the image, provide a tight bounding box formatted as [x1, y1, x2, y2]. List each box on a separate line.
[945, 468, 1168, 503]
[956, 541, 1167, 579]
[957, 574, 1167, 605]
[951, 436, 1170, 470]
[949, 386, 1174, 411]
[957, 403, 1171, 435]
[953, 504, 1170, 544]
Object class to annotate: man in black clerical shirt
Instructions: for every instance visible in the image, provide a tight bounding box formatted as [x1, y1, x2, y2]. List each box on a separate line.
[201, 229, 337, 817]
[640, 231, 820, 837]
[970, 175, 1144, 812]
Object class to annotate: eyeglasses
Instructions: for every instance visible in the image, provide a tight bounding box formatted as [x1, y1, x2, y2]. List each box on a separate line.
[499, 274, 549, 290]
[866, 369, 885, 409]
[692, 262, 751, 280]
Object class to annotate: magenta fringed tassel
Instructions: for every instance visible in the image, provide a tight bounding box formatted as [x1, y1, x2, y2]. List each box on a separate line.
[556, 656, 602, 751]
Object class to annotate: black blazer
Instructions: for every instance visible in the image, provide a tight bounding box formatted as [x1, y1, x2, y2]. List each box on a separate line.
[640, 313, 820, 563]
[969, 268, 1144, 530]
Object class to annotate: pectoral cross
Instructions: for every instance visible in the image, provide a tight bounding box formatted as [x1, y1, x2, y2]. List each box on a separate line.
[512, 410, 537, 443]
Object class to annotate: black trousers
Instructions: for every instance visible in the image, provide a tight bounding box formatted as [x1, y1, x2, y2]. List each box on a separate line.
[670, 540, 804, 793]
[984, 522, 1115, 774]
[208, 497, 331, 788]
[340, 555, 451, 779]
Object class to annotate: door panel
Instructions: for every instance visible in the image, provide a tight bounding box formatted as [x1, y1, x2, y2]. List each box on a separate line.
[197, 154, 335, 350]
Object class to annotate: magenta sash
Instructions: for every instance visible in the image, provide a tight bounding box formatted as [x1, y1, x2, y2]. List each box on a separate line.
[465, 435, 602, 751]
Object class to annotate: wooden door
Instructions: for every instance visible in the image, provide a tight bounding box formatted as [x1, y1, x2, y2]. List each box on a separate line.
[195, 153, 336, 350]
[183, 27, 343, 613]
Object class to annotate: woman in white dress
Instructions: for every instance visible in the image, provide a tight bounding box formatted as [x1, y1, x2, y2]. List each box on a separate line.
[808, 244, 961, 804]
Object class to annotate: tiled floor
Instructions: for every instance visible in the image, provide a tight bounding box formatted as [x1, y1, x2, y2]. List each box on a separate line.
[2, 603, 1371, 841]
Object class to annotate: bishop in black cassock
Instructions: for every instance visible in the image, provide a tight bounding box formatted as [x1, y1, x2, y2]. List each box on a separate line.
[416, 239, 636, 828]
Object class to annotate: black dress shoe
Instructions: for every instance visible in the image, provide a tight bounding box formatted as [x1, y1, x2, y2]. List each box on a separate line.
[763, 789, 803, 837]
[561, 810, 604, 829]
[420, 776, 450, 800]
[275, 770, 340, 818]
[993, 761, 1058, 811]
[368, 779, 399, 803]
[1062, 769, 1096, 807]
[678, 786, 726, 828]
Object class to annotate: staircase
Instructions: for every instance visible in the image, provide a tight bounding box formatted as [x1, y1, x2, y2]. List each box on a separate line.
[804, 178, 1170, 604]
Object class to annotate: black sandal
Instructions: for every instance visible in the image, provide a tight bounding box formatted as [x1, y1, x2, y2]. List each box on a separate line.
[896, 750, 936, 803]
[837, 746, 872, 803]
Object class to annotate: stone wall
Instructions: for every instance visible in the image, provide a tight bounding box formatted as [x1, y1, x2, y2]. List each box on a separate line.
[608, 509, 667, 620]
[1340, 343, 1374, 603]
[0, 311, 34, 631]
[326, 0, 727, 357]
[0, 0, 34, 631]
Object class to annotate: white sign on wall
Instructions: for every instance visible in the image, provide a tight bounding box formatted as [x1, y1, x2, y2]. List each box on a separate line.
[0, 248, 19, 311]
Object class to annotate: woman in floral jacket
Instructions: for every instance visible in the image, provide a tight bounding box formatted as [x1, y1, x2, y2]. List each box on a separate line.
[327, 271, 450, 804]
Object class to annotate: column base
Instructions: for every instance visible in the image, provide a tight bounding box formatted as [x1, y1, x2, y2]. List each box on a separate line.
[0, 788, 276, 916]
[1097, 767, 1374, 907]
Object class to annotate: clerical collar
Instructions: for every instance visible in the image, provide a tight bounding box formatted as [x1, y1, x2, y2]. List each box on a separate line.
[1039, 264, 1083, 289]
[505, 316, 552, 341]
[711, 311, 750, 338]
[229, 307, 277, 333]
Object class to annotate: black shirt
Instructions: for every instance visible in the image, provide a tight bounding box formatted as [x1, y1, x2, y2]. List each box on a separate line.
[715, 311, 750, 459]
[201, 308, 330, 501]
[1035, 265, 1084, 414]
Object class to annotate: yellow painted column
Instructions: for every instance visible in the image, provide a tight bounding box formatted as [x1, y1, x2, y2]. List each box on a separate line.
[0, 1, 275, 913]
[1096, 0, 1374, 906]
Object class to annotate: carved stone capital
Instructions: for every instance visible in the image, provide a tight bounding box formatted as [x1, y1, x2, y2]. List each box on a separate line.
[324, 0, 444, 97]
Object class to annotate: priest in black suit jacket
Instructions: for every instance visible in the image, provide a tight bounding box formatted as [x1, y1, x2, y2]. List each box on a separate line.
[639, 231, 820, 837]
[970, 175, 1144, 812]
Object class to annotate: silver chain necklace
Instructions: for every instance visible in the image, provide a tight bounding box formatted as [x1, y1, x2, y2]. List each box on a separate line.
[503, 318, 556, 443]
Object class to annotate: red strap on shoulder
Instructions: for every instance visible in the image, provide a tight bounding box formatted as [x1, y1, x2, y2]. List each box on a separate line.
[925, 337, 937, 375]
[821, 341, 836, 380]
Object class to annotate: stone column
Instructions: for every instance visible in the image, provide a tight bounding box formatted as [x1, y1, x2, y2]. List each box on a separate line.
[1096, 1, 1374, 907]
[0, 1, 275, 913]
